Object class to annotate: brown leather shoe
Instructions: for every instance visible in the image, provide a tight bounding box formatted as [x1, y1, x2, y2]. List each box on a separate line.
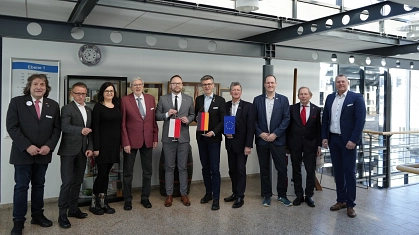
[330, 202, 347, 211]
[347, 207, 356, 218]
[164, 195, 173, 207]
[181, 195, 191, 206]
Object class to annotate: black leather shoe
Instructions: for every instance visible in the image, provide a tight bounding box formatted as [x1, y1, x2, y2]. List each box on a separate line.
[232, 198, 244, 208]
[68, 208, 88, 218]
[211, 199, 220, 210]
[58, 214, 71, 229]
[31, 214, 52, 227]
[223, 194, 237, 202]
[292, 196, 305, 206]
[11, 221, 24, 235]
[124, 201, 132, 211]
[200, 193, 213, 204]
[305, 197, 315, 207]
[141, 199, 152, 209]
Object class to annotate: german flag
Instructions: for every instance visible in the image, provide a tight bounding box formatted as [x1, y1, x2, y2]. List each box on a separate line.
[197, 112, 209, 131]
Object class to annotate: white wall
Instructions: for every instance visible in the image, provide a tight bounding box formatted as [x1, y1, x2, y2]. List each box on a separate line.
[1, 38, 320, 204]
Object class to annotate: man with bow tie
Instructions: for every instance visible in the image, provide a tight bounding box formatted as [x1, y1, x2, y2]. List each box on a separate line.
[287, 87, 322, 208]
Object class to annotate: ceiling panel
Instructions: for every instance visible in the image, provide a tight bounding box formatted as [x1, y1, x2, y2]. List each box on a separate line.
[126, 12, 191, 33]
[204, 25, 274, 40]
[84, 5, 145, 28]
[27, 0, 75, 22]
[166, 18, 232, 37]
[0, 0, 26, 17]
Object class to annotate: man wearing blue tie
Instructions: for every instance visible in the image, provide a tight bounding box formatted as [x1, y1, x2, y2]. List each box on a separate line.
[322, 74, 366, 218]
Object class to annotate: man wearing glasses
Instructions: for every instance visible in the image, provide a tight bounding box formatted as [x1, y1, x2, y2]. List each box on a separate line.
[195, 75, 226, 210]
[156, 75, 195, 207]
[57, 82, 93, 228]
[121, 77, 158, 210]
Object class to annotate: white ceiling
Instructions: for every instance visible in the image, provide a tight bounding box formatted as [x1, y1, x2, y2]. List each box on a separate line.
[0, 0, 418, 60]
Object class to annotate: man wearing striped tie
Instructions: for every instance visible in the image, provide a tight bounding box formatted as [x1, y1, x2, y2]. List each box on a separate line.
[156, 75, 195, 207]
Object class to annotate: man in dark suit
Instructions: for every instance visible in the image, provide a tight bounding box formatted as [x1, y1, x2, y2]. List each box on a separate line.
[223, 82, 255, 208]
[322, 74, 366, 218]
[57, 82, 93, 228]
[253, 75, 291, 207]
[6, 74, 61, 235]
[195, 75, 226, 210]
[287, 87, 321, 207]
[121, 77, 158, 210]
[156, 75, 195, 207]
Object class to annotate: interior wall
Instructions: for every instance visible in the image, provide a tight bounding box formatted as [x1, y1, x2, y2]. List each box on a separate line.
[1, 37, 320, 204]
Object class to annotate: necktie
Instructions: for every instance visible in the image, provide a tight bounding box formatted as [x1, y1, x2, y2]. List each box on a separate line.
[137, 98, 146, 119]
[35, 100, 41, 119]
[175, 95, 178, 111]
[301, 105, 306, 126]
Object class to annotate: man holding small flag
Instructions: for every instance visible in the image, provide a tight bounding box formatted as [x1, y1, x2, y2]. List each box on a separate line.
[195, 75, 226, 210]
[223, 82, 255, 208]
[156, 75, 195, 207]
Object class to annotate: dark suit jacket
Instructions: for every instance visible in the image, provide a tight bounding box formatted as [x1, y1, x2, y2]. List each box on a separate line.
[121, 93, 158, 148]
[224, 100, 255, 153]
[58, 101, 93, 156]
[253, 93, 290, 146]
[156, 93, 195, 143]
[287, 102, 321, 152]
[195, 94, 226, 143]
[321, 91, 366, 145]
[6, 95, 61, 165]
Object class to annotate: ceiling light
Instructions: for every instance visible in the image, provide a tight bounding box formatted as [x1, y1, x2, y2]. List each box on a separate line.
[331, 54, 337, 62]
[232, 0, 261, 13]
[365, 57, 371, 65]
[381, 58, 386, 66]
[349, 55, 355, 64]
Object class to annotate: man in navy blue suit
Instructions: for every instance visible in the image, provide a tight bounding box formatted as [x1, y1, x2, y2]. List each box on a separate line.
[321, 74, 366, 218]
[253, 75, 291, 207]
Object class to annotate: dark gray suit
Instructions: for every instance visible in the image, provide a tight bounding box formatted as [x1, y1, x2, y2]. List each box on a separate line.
[57, 101, 93, 215]
[156, 93, 195, 196]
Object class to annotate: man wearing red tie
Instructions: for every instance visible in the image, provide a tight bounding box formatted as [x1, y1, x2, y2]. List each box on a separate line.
[121, 77, 158, 210]
[287, 87, 322, 208]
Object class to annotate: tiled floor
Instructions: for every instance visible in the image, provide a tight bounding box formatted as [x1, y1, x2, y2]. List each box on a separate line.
[2, 173, 419, 235]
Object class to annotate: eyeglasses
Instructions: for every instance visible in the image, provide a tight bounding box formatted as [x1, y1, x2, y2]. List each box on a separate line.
[132, 84, 143, 87]
[104, 90, 114, 93]
[201, 83, 213, 87]
[171, 82, 182, 86]
[72, 91, 87, 96]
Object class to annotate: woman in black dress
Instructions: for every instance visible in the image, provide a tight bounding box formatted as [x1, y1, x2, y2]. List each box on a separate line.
[90, 82, 122, 215]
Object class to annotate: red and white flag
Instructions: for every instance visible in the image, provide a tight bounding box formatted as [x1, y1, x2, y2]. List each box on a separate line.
[168, 118, 181, 138]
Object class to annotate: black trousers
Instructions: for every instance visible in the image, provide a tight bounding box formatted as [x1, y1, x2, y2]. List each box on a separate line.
[58, 151, 87, 215]
[227, 148, 248, 198]
[290, 148, 316, 197]
[93, 163, 114, 195]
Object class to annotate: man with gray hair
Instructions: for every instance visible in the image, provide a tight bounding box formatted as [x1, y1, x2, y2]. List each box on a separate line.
[286, 86, 321, 208]
[121, 77, 158, 210]
[223, 82, 255, 208]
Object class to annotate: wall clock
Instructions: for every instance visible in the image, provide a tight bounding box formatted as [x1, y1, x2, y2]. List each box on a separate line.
[78, 44, 101, 66]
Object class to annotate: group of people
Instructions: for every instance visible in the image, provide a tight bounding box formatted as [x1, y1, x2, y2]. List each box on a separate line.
[6, 73, 365, 235]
